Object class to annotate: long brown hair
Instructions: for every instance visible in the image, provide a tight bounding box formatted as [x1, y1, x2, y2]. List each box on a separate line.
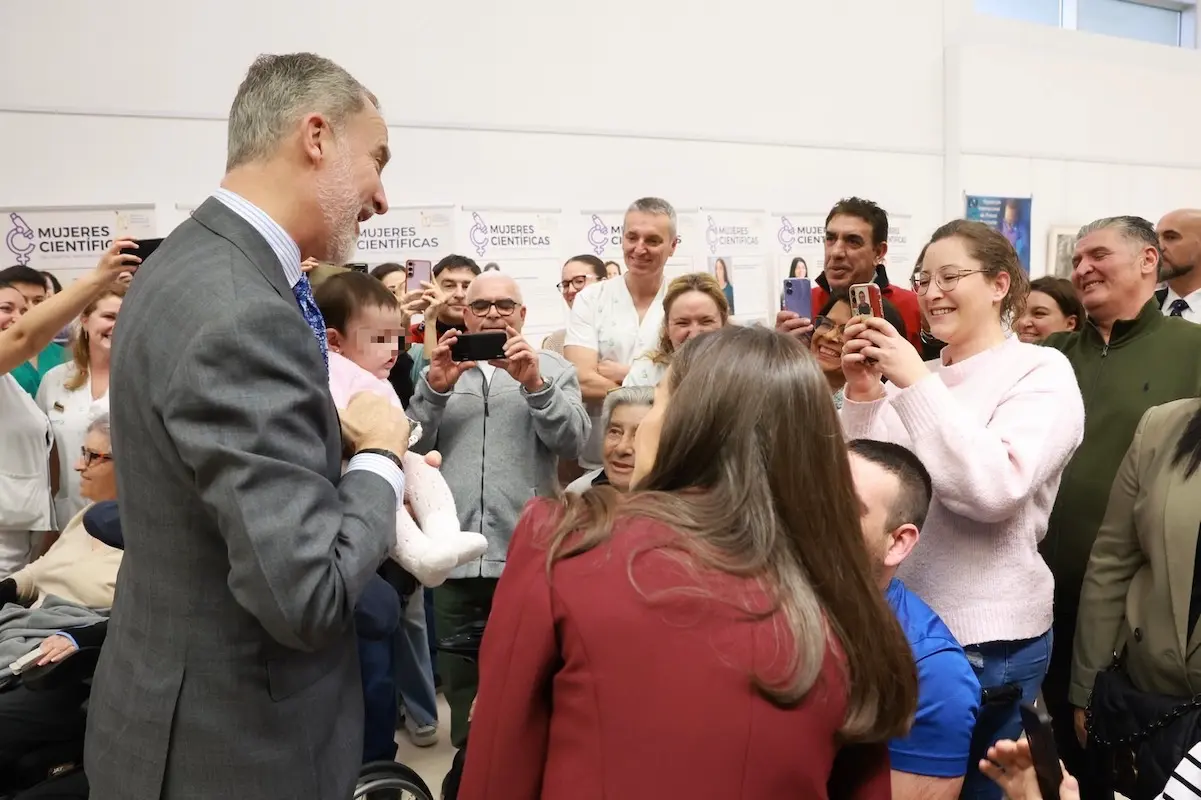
[648, 272, 729, 365]
[920, 220, 1030, 320]
[543, 326, 917, 742]
[65, 282, 127, 391]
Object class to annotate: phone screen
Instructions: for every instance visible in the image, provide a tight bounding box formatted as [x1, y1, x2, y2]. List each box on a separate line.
[782, 278, 812, 318]
[449, 331, 507, 363]
[407, 260, 433, 291]
[1019, 703, 1062, 800]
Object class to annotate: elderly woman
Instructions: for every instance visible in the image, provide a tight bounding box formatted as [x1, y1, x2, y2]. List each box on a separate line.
[566, 386, 655, 493]
[623, 273, 729, 388]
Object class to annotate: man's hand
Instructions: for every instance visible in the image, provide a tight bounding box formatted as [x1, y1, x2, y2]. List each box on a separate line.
[36, 634, 79, 666]
[491, 326, 543, 392]
[420, 281, 448, 318]
[1074, 708, 1088, 749]
[398, 289, 426, 321]
[597, 359, 628, 384]
[92, 239, 142, 285]
[775, 310, 814, 341]
[426, 329, 475, 394]
[978, 738, 1080, 800]
[340, 392, 411, 456]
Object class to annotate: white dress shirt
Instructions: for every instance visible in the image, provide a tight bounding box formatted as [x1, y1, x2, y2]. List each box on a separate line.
[565, 276, 667, 467]
[211, 189, 405, 501]
[0, 373, 53, 574]
[36, 363, 104, 526]
[1161, 285, 1201, 324]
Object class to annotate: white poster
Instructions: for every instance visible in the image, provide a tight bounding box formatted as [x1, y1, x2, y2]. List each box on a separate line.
[576, 210, 624, 263]
[663, 210, 702, 283]
[354, 205, 455, 269]
[885, 214, 916, 285]
[460, 207, 562, 337]
[770, 212, 827, 288]
[2, 205, 157, 284]
[699, 208, 769, 323]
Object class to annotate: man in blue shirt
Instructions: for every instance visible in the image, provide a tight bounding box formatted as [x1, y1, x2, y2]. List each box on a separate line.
[848, 439, 981, 799]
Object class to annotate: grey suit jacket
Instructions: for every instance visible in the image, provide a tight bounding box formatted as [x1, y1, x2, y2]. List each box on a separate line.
[1070, 398, 1201, 707]
[84, 198, 397, 800]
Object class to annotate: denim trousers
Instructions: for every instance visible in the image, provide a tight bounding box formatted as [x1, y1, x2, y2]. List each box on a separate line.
[395, 585, 439, 728]
[359, 635, 398, 763]
[960, 628, 1054, 799]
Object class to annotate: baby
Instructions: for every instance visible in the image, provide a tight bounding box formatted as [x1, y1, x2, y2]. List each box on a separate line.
[315, 271, 485, 587]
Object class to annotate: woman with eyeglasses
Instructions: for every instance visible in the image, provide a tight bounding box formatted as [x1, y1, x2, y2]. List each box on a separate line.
[840, 220, 1085, 800]
[809, 290, 905, 409]
[542, 255, 608, 356]
[623, 273, 729, 388]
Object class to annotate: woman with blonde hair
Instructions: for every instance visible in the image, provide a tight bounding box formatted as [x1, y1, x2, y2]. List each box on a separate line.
[37, 282, 127, 525]
[623, 272, 728, 387]
[461, 325, 918, 798]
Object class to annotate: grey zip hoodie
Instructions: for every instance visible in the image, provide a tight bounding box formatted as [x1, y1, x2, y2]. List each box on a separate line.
[408, 351, 590, 579]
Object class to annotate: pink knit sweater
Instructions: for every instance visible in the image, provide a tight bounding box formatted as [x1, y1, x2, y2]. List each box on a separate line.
[840, 335, 1084, 646]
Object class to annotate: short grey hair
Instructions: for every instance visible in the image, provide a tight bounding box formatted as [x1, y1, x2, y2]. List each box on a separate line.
[626, 197, 678, 239]
[1076, 216, 1160, 259]
[601, 386, 655, 432]
[87, 412, 110, 439]
[226, 53, 379, 171]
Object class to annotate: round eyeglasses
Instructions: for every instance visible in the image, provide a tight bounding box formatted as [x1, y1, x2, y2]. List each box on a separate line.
[910, 269, 986, 295]
[467, 299, 519, 317]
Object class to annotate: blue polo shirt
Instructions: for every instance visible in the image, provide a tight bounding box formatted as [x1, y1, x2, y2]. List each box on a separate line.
[886, 578, 980, 778]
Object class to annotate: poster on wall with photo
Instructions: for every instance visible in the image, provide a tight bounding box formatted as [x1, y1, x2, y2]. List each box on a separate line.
[964, 195, 1032, 271]
[770, 212, 827, 309]
[699, 208, 769, 323]
[1045, 226, 1079, 279]
[1, 204, 158, 285]
[662, 209, 702, 283]
[575, 210, 625, 278]
[460, 207, 562, 337]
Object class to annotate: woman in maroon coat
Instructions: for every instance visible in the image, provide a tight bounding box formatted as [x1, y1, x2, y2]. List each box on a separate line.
[460, 325, 918, 799]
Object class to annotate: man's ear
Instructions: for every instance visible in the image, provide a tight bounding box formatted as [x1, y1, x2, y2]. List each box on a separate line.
[883, 523, 920, 571]
[874, 239, 890, 265]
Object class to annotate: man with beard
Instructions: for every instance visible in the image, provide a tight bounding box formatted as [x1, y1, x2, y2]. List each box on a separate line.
[776, 197, 922, 349]
[85, 54, 414, 800]
[1156, 208, 1201, 323]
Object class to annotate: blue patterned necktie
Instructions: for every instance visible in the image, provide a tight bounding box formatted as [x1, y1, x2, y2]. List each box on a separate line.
[1169, 298, 1190, 318]
[292, 276, 329, 370]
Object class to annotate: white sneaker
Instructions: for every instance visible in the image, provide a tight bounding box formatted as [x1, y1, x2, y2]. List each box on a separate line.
[404, 714, 438, 748]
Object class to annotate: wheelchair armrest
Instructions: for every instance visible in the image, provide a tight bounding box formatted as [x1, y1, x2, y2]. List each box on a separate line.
[22, 645, 103, 692]
[438, 620, 487, 662]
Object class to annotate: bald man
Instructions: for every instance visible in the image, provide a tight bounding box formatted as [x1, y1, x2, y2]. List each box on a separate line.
[407, 270, 590, 746]
[1156, 209, 1201, 322]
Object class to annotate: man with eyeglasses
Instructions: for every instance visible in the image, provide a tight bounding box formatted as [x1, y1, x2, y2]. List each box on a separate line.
[408, 271, 590, 751]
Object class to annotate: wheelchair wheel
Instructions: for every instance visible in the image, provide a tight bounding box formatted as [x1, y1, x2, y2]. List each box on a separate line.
[354, 761, 434, 800]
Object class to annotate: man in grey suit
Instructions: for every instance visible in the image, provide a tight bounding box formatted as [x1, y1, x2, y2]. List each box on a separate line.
[85, 53, 411, 799]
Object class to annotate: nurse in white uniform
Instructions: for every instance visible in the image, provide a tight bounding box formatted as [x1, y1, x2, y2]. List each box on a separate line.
[0, 241, 140, 574]
[37, 283, 125, 525]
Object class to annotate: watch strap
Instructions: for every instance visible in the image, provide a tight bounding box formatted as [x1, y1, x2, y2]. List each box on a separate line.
[357, 448, 404, 470]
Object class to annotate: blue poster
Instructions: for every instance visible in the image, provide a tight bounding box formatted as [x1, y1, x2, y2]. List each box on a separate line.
[964, 195, 1032, 271]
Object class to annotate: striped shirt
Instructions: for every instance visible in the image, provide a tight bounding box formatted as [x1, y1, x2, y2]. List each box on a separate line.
[1161, 742, 1201, 800]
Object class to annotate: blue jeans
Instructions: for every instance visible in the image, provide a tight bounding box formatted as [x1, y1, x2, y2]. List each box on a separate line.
[395, 586, 439, 728]
[960, 629, 1053, 799]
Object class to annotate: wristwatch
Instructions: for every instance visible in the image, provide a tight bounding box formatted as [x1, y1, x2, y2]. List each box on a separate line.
[358, 448, 404, 469]
[356, 419, 421, 469]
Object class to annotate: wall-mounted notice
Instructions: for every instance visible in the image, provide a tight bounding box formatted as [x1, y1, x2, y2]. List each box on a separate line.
[771, 211, 828, 294]
[576, 210, 624, 264]
[699, 208, 769, 323]
[461, 207, 562, 337]
[2, 205, 157, 284]
[965, 195, 1032, 271]
[886, 214, 916, 284]
[354, 205, 455, 268]
[663, 210, 701, 283]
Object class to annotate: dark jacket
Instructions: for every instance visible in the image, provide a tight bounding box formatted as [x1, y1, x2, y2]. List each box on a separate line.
[813, 265, 923, 350]
[1041, 299, 1201, 623]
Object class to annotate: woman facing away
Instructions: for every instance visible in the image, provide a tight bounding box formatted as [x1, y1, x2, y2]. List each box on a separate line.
[840, 219, 1085, 799]
[460, 325, 918, 799]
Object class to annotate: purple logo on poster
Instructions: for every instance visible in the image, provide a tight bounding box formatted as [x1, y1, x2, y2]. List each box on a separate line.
[587, 215, 609, 257]
[705, 215, 719, 254]
[777, 216, 796, 253]
[5, 213, 35, 266]
[469, 212, 489, 257]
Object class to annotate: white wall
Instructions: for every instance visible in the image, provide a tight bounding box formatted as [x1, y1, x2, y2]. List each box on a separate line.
[1, 0, 1199, 278]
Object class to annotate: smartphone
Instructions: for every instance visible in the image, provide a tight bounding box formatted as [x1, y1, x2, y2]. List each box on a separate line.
[449, 331, 508, 363]
[782, 278, 812, 318]
[406, 259, 433, 292]
[1019, 702, 1062, 800]
[344, 262, 369, 273]
[120, 237, 163, 262]
[850, 282, 883, 318]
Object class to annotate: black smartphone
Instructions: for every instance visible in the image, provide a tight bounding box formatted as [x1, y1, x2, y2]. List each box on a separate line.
[1019, 702, 1062, 800]
[344, 262, 369, 273]
[449, 331, 508, 363]
[121, 237, 163, 261]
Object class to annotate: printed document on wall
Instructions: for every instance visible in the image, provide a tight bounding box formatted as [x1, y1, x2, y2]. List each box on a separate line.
[460, 208, 563, 337]
[355, 205, 456, 273]
[886, 214, 915, 285]
[771, 212, 828, 303]
[2, 205, 157, 284]
[664, 211, 702, 282]
[699, 208, 769, 324]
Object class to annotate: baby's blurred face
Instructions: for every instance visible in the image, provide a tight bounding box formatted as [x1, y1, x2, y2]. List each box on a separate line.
[340, 304, 404, 379]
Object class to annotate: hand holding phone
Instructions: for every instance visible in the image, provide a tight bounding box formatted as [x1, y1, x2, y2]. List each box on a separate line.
[406, 259, 433, 292]
[1019, 703, 1063, 800]
[849, 282, 883, 319]
[782, 278, 813, 319]
[450, 331, 508, 363]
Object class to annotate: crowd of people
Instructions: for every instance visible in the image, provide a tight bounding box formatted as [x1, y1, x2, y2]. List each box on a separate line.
[2, 52, 1201, 800]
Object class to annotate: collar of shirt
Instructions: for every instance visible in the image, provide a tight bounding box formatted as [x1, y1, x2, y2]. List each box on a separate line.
[212, 188, 303, 288]
[1166, 285, 1201, 311]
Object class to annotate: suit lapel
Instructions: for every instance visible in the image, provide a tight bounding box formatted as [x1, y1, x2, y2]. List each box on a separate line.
[191, 198, 293, 300]
[1165, 465, 1201, 657]
[1156, 287, 1169, 310]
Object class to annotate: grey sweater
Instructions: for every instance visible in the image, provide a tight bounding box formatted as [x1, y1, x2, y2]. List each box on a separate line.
[0, 596, 108, 682]
[408, 351, 590, 579]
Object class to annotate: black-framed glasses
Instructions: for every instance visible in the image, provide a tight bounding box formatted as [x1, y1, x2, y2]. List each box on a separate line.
[910, 269, 986, 296]
[80, 447, 111, 467]
[812, 315, 847, 338]
[555, 275, 595, 293]
[467, 299, 519, 317]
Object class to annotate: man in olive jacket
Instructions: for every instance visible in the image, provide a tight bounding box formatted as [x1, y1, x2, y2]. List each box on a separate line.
[1041, 216, 1201, 786]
